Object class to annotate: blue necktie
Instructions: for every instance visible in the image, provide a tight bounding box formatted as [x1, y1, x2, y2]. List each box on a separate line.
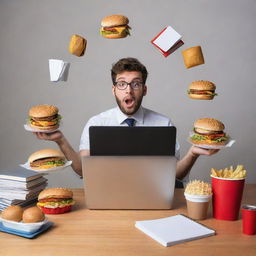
[124, 118, 135, 127]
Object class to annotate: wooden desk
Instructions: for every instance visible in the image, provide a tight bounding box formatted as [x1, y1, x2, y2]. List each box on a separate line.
[0, 185, 255, 256]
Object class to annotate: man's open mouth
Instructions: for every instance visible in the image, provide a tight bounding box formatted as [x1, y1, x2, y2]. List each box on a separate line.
[124, 98, 135, 108]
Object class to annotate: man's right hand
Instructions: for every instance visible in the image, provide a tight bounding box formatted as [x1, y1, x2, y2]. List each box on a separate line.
[33, 131, 64, 143]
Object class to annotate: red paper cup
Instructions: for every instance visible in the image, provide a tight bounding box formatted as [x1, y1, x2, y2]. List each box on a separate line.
[212, 176, 245, 220]
[242, 205, 256, 235]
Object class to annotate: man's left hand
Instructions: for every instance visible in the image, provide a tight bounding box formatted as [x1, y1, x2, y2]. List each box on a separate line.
[190, 145, 220, 157]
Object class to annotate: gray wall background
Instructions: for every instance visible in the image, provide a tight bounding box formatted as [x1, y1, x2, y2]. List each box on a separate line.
[0, 0, 255, 187]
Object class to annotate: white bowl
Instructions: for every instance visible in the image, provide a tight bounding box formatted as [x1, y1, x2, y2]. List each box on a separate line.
[0, 217, 48, 233]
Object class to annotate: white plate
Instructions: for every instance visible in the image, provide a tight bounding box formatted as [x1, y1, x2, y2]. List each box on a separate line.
[20, 161, 72, 174]
[0, 217, 48, 233]
[24, 124, 60, 133]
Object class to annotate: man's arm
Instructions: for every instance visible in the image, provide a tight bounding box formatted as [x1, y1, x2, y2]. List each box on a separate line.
[176, 146, 219, 180]
[34, 131, 87, 176]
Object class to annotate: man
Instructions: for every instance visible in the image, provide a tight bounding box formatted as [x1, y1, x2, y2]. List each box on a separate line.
[34, 58, 218, 182]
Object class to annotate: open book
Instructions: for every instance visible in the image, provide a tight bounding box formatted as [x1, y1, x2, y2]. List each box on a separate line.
[135, 214, 215, 247]
[151, 26, 184, 57]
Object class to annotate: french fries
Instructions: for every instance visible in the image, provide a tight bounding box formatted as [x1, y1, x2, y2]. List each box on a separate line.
[185, 180, 212, 195]
[211, 165, 246, 179]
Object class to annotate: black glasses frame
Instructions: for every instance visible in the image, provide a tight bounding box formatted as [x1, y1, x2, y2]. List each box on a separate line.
[114, 81, 144, 90]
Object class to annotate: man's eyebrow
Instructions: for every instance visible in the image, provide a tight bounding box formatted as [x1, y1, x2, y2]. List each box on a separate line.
[116, 77, 142, 81]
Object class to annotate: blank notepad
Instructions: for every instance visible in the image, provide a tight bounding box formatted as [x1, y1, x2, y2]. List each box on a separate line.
[152, 26, 182, 52]
[135, 214, 215, 247]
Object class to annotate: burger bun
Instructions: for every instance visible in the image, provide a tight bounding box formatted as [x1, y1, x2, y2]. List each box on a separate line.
[29, 105, 58, 118]
[189, 80, 216, 90]
[38, 187, 73, 200]
[101, 33, 127, 39]
[189, 94, 214, 100]
[29, 123, 59, 131]
[101, 14, 129, 27]
[22, 207, 45, 223]
[28, 148, 65, 163]
[1, 205, 23, 222]
[194, 118, 225, 132]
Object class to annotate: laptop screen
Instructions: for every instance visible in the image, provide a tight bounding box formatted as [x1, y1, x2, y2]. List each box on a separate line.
[89, 126, 176, 156]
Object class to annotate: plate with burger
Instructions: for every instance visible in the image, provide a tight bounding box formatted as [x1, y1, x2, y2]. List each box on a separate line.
[20, 148, 72, 173]
[187, 80, 217, 100]
[37, 188, 75, 214]
[188, 118, 235, 149]
[100, 14, 131, 39]
[24, 104, 62, 133]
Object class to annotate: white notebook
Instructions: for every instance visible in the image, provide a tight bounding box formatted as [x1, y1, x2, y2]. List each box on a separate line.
[152, 26, 182, 52]
[135, 214, 215, 247]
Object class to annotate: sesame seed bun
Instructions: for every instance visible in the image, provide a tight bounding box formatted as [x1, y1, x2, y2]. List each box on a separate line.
[28, 149, 65, 163]
[189, 80, 216, 90]
[194, 118, 225, 132]
[38, 188, 73, 200]
[101, 15, 129, 27]
[29, 105, 58, 118]
[22, 207, 45, 223]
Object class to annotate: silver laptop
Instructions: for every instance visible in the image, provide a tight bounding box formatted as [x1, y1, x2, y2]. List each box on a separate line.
[82, 156, 177, 209]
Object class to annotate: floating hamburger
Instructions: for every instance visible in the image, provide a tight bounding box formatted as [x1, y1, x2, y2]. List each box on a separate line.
[28, 148, 66, 170]
[28, 104, 61, 131]
[188, 80, 217, 100]
[100, 14, 131, 39]
[190, 118, 229, 146]
[37, 188, 75, 214]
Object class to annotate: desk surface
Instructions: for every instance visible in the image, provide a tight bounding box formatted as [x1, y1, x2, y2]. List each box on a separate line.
[0, 185, 255, 256]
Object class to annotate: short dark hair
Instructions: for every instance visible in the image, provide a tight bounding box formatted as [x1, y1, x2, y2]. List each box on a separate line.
[111, 57, 148, 84]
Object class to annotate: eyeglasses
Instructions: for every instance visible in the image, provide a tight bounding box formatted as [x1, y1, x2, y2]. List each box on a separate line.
[114, 81, 144, 90]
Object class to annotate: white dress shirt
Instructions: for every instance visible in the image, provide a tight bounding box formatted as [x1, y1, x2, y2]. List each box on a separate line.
[79, 106, 180, 158]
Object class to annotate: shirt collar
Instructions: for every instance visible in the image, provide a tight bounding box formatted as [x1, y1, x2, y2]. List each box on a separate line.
[116, 106, 145, 125]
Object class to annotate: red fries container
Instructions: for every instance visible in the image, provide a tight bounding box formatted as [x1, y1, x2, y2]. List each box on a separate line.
[242, 205, 256, 235]
[212, 176, 245, 220]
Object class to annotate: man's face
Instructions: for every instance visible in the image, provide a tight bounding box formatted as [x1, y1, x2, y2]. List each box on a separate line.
[112, 71, 147, 116]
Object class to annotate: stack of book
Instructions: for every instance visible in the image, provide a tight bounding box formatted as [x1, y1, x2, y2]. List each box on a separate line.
[0, 168, 47, 211]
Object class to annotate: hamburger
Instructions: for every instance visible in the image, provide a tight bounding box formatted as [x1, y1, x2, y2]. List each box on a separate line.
[28, 148, 66, 170]
[100, 14, 131, 39]
[1, 205, 23, 222]
[37, 188, 75, 214]
[22, 207, 45, 223]
[28, 104, 61, 130]
[188, 80, 217, 100]
[190, 118, 229, 146]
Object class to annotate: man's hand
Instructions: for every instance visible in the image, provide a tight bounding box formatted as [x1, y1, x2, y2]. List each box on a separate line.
[189, 145, 220, 157]
[33, 131, 64, 143]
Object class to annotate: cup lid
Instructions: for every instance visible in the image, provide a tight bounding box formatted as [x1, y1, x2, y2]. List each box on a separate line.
[242, 205, 256, 210]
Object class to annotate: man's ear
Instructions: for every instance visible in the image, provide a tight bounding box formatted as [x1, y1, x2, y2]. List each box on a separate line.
[143, 85, 147, 96]
[112, 85, 115, 96]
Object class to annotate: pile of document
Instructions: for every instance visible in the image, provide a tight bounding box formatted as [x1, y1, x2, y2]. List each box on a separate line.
[0, 168, 47, 211]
